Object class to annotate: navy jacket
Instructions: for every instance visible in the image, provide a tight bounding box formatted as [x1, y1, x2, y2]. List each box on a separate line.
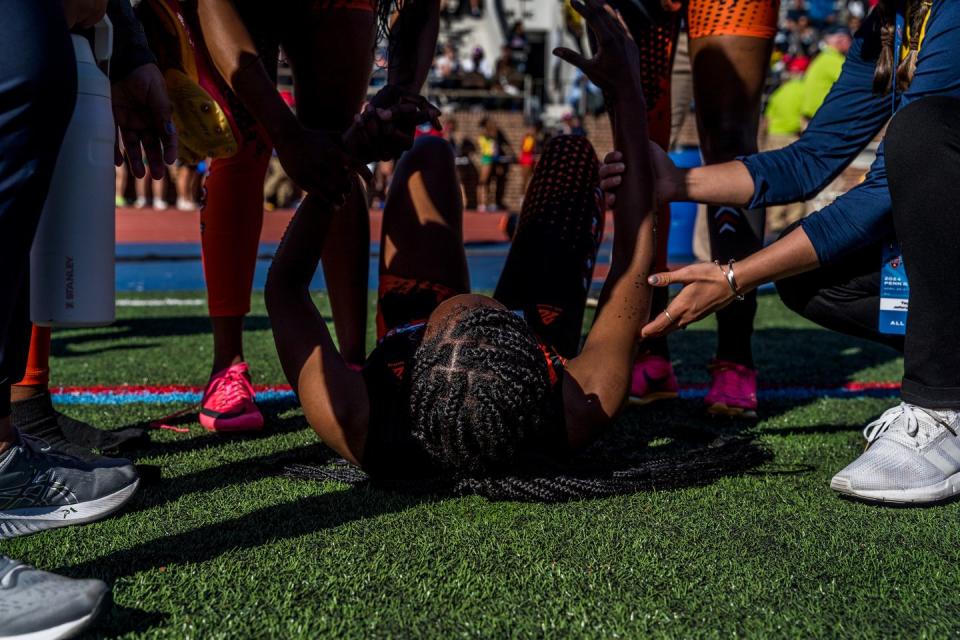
[741, 1, 960, 265]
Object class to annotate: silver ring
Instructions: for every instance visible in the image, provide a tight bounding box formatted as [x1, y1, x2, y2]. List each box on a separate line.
[664, 309, 676, 324]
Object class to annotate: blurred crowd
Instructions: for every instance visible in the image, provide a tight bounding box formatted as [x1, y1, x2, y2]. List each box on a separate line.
[427, 20, 531, 100]
[119, 0, 874, 214]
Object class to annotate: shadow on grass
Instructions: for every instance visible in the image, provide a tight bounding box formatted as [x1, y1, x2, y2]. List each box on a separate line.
[64, 403, 780, 585]
[90, 605, 169, 639]
[116, 398, 306, 460]
[50, 315, 273, 359]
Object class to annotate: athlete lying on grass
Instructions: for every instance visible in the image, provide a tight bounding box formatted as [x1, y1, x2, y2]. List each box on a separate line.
[265, 0, 660, 498]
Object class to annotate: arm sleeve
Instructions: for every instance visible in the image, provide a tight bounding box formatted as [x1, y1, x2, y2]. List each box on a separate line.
[740, 12, 889, 207]
[800, 3, 960, 265]
[107, 0, 156, 82]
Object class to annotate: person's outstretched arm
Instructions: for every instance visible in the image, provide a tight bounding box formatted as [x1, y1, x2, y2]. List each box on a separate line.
[553, 0, 657, 448]
[264, 188, 370, 466]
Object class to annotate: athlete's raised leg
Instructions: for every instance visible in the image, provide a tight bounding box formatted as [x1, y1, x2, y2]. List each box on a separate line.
[494, 135, 602, 359]
[281, 5, 377, 364]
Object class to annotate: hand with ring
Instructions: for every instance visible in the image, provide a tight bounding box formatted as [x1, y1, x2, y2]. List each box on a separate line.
[641, 262, 741, 338]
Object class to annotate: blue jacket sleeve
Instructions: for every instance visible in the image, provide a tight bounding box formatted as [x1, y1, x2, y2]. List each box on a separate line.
[741, 12, 889, 208]
[800, 2, 960, 265]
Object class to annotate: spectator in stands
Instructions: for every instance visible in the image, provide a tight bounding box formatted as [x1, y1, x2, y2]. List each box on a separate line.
[432, 42, 461, 88]
[801, 25, 852, 125]
[446, 116, 479, 209]
[462, 46, 492, 78]
[495, 45, 523, 96]
[477, 117, 513, 212]
[175, 162, 202, 211]
[780, 10, 820, 63]
[518, 120, 545, 194]
[764, 60, 808, 142]
[134, 169, 168, 209]
[566, 67, 603, 115]
[507, 21, 529, 73]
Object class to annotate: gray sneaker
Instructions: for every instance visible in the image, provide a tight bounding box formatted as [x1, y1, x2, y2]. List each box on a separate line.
[0, 556, 108, 639]
[0, 435, 139, 539]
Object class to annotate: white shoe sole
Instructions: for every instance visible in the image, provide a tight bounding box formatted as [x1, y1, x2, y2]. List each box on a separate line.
[0, 589, 108, 640]
[0, 479, 139, 539]
[831, 472, 960, 504]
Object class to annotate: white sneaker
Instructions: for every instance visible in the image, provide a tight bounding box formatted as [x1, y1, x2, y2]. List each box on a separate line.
[133, 197, 148, 209]
[831, 402, 960, 504]
[152, 198, 169, 210]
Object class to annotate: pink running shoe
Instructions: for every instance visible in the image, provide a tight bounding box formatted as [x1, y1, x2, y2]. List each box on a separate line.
[705, 359, 758, 418]
[628, 355, 679, 406]
[200, 362, 264, 432]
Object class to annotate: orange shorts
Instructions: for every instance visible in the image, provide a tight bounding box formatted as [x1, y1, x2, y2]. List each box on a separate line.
[687, 0, 780, 40]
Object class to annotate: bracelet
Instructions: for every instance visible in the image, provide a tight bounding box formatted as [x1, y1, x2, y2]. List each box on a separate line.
[715, 259, 745, 301]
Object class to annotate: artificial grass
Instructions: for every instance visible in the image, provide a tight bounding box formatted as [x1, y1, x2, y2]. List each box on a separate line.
[7, 292, 959, 639]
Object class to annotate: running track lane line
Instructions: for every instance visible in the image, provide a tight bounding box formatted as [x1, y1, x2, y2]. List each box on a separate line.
[49, 382, 903, 405]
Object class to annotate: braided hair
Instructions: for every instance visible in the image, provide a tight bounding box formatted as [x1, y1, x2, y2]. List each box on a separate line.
[407, 305, 561, 476]
[282, 433, 771, 503]
[872, 0, 933, 94]
[281, 304, 772, 502]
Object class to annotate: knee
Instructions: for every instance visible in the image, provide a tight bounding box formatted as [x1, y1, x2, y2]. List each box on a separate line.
[541, 135, 597, 165]
[774, 274, 811, 317]
[395, 135, 456, 177]
[699, 116, 758, 160]
[886, 97, 960, 165]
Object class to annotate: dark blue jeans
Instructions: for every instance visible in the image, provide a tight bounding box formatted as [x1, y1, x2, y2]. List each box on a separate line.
[0, 0, 77, 416]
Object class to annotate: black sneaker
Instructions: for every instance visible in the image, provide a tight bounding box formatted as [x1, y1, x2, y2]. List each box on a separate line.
[12, 393, 147, 461]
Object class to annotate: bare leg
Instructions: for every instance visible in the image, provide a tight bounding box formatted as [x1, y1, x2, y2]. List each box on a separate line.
[689, 34, 772, 368]
[211, 316, 245, 373]
[282, 7, 376, 365]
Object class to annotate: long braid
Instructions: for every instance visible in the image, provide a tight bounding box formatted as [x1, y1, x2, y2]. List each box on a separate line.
[872, 0, 897, 94]
[872, 0, 931, 95]
[896, 0, 932, 92]
[282, 436, 771, 503]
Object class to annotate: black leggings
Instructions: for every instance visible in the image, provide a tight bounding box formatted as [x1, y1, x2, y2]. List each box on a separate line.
[494, 135, 603, 359]
[776, 96, 960, 408]
[0, 1, 76, 417]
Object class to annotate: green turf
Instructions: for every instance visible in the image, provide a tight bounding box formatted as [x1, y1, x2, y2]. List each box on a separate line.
[8, 292, 960, 639]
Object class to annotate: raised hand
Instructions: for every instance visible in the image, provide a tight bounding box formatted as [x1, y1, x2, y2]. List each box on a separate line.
[552, 0, 640, 94]
[343, 85, 441, 163]
[112, 63, 178, 179]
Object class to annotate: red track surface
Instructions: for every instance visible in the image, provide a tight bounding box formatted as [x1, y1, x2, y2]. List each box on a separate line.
[116, 207, 516, 244]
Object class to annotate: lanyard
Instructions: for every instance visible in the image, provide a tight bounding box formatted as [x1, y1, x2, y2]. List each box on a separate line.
[892, 7, 905, 113]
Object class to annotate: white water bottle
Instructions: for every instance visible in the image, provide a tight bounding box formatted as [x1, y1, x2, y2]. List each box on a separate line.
[31, 18, 116, 327]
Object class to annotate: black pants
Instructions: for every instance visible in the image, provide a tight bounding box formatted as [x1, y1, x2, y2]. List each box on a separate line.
[0, 0, 77, 416]
[776, 96, 960, 408]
